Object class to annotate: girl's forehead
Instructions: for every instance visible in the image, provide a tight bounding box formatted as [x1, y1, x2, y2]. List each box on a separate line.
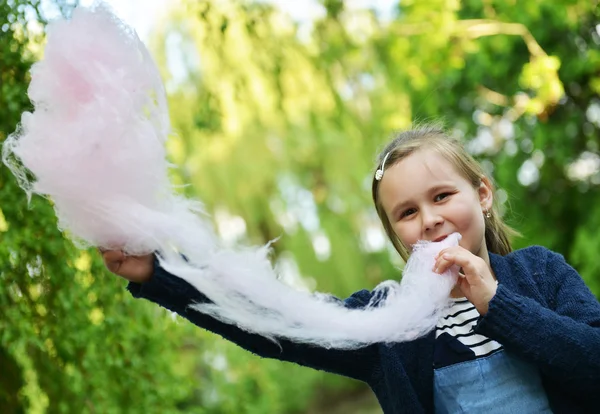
[394, 149, 458, 178]
[378, 149, 465, 205]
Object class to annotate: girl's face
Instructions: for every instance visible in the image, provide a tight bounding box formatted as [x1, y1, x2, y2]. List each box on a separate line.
[378, 148, 493, 262]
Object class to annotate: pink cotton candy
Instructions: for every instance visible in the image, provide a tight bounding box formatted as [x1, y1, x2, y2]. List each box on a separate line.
[3, 3, 462, 349]
[2, 3, 189, 254]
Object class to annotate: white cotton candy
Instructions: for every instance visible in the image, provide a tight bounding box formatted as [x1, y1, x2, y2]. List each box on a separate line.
[167, 233, 460, 348]
[3, 3, 214, 256]
[2, 3, 460, 349]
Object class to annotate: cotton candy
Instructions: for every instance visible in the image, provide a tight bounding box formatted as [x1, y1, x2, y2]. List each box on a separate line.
[3, 2, 460, 349]
[172, 233, 460, 348]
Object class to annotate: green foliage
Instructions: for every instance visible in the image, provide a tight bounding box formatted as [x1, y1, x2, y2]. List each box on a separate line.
[2, 0, 599, 413]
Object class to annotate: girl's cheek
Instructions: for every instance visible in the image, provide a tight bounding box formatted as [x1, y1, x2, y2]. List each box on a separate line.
[395, 225, 415, 246]
[395, 233, 411, 250]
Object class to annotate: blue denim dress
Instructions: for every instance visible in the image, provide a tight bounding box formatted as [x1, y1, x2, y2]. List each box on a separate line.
[434, 349, 552, 413]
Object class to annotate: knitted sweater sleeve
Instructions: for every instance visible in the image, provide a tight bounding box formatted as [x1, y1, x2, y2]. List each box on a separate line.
[127, 260, 379, 383]
[475, 249, 600, 393]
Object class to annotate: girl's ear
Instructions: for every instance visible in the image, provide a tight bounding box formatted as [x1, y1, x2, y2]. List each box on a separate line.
[478, 176, 494, 211]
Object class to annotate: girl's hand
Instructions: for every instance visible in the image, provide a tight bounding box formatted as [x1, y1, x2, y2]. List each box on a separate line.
[100, 250, 154, 283]
[434, 246, 497, 315]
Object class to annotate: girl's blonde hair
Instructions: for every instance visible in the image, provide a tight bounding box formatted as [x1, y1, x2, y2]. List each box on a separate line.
[371, 125, 518, 261]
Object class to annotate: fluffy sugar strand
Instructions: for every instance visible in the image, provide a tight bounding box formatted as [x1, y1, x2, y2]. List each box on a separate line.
[3, 3, 460, 349]
[173, 233, 460, 348]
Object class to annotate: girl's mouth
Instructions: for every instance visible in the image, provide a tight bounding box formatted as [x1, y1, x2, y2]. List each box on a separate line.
[433, 235, 448, 243]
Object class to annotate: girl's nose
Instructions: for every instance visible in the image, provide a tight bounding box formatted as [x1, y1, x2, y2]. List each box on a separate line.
[422, 209, 443, 232]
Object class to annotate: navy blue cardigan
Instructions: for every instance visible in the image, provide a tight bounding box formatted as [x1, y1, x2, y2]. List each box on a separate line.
[128, 246, 600, 413]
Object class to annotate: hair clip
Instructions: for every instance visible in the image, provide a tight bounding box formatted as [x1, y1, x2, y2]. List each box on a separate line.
[375, 151, 391, 181]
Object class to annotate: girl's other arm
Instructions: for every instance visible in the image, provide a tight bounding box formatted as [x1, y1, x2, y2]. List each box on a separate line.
[475, 249, 600, 392]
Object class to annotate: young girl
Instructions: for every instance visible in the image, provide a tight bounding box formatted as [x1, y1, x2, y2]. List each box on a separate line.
[102, 125, 600, 413]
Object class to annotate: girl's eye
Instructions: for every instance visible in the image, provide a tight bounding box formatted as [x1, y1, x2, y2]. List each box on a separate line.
[434, 193, 451, 202]
[400, 208, 417, 219]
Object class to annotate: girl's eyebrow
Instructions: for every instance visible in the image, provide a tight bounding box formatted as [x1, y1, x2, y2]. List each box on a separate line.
[427, 183, 457, 194]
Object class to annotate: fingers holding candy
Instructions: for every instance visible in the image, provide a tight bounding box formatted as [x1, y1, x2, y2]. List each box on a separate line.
[434, 246, 497, 315]
[99, 248, 154, 283]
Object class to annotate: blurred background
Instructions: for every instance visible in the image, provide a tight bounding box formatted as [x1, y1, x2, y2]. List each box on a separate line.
[1, 0, 599, 413]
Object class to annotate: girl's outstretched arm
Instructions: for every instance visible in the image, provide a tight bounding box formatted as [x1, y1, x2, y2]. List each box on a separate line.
[475, 247, 600, 393]
[110, 253, 380, 383]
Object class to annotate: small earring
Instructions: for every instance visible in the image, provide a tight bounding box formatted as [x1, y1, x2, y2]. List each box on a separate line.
[484, 209, 491, 218]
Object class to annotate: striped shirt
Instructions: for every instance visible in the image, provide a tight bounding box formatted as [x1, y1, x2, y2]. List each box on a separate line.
[435, 297, 503, 361]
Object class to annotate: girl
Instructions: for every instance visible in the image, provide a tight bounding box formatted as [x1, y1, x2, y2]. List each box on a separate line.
[102, 125, 600, 413]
